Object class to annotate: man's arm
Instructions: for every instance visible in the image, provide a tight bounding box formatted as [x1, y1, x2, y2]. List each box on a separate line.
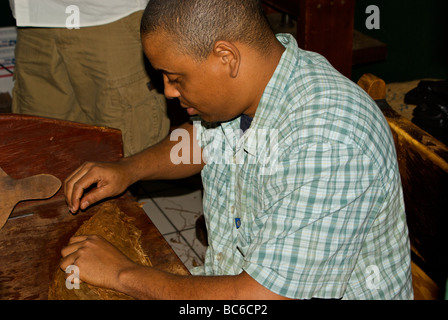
[117, 265, 288, 300]
[120, 121, 205, 182]
[60, 235, 290, 300]
[65, 121, 204, 213]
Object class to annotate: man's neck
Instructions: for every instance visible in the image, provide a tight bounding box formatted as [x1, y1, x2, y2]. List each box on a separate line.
[243, 38, 285, 118]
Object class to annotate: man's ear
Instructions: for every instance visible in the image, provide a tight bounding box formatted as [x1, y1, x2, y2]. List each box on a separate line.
[213, 41, 241, 78]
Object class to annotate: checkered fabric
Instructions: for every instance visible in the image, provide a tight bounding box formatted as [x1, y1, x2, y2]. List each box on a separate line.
[191, 34, 413, 300]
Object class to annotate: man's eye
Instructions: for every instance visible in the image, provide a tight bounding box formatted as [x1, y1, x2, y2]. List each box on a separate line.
[167, 77, 180, 84]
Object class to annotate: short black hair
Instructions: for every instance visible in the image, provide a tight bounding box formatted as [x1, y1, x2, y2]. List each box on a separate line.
[141, 0, 275, 61]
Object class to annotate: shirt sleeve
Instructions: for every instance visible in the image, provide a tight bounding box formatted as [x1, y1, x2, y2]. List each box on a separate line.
[242, 140, 383, 299]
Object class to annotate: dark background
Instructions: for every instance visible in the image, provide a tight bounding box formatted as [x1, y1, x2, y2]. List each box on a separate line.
[352, 0, 448, 83]
[1, 0, 447, 83]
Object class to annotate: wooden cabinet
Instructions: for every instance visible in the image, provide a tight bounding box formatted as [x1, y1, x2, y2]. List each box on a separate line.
[263, 0, 387, 78]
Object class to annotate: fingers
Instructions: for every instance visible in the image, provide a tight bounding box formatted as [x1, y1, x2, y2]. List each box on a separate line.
[59, 236, 85, 271]
[58, 235, 134, 290]
[64, 162, 95, 213]
[59, 235, 93, 286]
[64, 161, 129, 214]
[64, 162, 112, 214]
[68, 235, 89, 245]
[77, 181, 113, 211]
[59, 235, 97, 271]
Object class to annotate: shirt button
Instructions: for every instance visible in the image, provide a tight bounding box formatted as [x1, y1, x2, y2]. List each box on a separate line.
[216, 252, 223, 261]
[231, 205, 235, 214]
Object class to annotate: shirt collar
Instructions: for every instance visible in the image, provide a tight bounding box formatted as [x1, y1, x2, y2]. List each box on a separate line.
[251, 34, 299, 129]
[221, 33, 299, 156]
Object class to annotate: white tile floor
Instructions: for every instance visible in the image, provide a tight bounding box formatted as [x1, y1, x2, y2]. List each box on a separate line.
[132, 178, 207, 271]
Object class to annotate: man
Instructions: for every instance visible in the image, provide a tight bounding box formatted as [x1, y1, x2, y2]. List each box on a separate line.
[61, 0, 413, 299]
[9, 0, 170, 156]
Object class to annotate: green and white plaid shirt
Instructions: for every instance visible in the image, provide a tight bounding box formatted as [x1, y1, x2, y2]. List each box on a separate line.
[191, 34, 413, 299]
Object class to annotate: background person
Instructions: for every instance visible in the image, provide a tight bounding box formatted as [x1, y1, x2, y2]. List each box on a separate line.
[9, 0, 170, 156]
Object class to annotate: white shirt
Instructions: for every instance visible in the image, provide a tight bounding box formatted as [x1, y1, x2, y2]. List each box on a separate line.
[9, 0, 149, 27]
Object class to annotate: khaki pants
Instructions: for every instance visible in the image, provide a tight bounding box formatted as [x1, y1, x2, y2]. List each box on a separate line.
[12, 11, 170, 156]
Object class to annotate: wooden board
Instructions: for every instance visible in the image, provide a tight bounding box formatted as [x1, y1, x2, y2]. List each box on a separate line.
[381, 105, 448, 294]
[0, 114, 123, 215]
[0, 197, 188, 300]
[358, 74, 448, 299]
[1, 200, 99, 299]
[0, 114, 189, 299]
[412, 261, 440, 300]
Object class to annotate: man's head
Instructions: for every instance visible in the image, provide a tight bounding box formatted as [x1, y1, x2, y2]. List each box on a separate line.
[140, 0, 283, 123]
[141, 0, 274, 62]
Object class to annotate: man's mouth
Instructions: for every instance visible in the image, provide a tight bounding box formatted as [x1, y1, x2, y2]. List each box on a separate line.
[186, 108, 197, 115]
[181, 103, 198, 116]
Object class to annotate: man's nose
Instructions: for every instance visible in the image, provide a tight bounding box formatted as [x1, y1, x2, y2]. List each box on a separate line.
[163, 76, 181, 99]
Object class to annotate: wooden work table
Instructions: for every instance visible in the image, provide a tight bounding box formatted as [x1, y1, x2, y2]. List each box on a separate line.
[0, 114, 189, 300]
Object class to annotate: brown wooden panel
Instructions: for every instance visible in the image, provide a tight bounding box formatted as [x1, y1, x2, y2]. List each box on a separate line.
[297, 0, 355, 78]
[0, 114, 123, 215]
[0, 115, 188, 299]
[263, 0, 355, 78]
[382, 107, 448, 291]
[0, 197, 188, 300]
[359, 74, 448, 299]
[0, 200, 96, 299]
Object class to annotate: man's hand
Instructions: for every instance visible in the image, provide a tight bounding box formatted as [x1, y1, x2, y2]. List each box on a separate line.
[59, 236, 291, 300]
[64, 161, 133, 214]
[60, 235, 140, 291]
